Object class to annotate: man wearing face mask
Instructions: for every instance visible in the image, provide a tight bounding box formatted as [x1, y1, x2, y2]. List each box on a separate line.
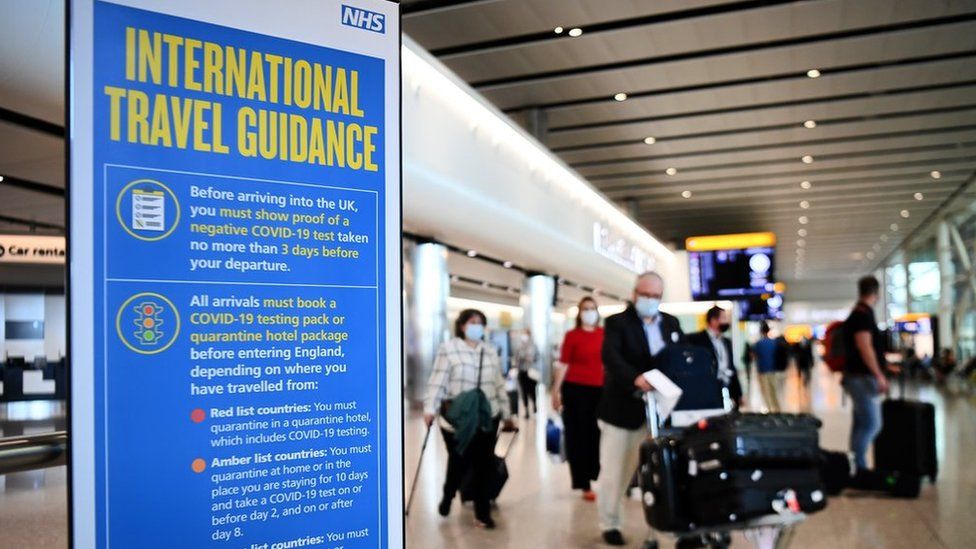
[596, 272, 684, 546]
[687, 305, 744, 409]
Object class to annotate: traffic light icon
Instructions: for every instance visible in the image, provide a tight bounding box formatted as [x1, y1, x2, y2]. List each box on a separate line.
[133, 301, 165, 346]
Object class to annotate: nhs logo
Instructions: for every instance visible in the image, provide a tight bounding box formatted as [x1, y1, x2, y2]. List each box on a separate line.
[341, 4, 386, 33]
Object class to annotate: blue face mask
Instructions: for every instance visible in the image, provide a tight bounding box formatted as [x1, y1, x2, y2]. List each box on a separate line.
[635, 297, 661, 318]
[464, 323, 485, 341]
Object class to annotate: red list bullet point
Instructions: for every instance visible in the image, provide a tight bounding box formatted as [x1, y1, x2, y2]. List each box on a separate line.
[191, 409, 206, 423]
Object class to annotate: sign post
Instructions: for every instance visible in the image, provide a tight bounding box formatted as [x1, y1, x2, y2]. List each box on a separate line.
[68, 1, 402, 547]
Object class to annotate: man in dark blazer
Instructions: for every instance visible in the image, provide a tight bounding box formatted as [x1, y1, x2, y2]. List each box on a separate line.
[596, 271, 684, 546]
[687, 305, 744, 409]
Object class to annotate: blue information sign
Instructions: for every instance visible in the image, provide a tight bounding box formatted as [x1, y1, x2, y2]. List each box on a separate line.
[69, 2, 402, 547]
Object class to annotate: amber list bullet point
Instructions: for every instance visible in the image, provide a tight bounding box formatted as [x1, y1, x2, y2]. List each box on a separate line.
[191, 409, 206, 423]
[192, 458, 206, 473]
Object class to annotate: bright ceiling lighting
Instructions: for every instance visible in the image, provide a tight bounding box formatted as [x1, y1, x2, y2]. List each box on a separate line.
[914, 192, 924, 201]
[681, 190, 693, 199]
[890, 223, 899, 231]
[800, 200, 810, 209]
[803, 120, 817, 129]
[866, 251, 876, 260]
[554, 26, 564, 34]
[798, 216, 809, 224]
[796, 248, 805, 255]
[0, 175, 4, 182]
[614, 92, 628, 102]
[880, 234, 888, 242]
[900, 209, 911, 218]
[800, 180, 811, 189]
[930, 170, 941, 179]
[797, 239, 806, 247]
[665, 167, 678, 176]
[798, 228, 807, 237]
[801, 155, 814, 164]
[502, 261, 513, 268]
[568, 27, 583, 37]
[466, 250, 478, 257]
[807, 69, 821, 78]
[873, 243, 881, 251]
[643, 136, 656, 145]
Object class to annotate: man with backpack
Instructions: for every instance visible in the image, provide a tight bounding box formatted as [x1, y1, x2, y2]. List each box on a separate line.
[842, 276, 889, 471]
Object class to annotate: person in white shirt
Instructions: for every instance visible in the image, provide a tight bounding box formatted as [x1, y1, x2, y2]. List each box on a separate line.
[424, 309, 515, 529]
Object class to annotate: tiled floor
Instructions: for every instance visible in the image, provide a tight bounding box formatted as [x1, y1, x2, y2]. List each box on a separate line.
[2, 367, 974, 548]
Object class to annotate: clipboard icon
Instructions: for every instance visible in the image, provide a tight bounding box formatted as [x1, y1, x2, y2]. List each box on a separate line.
[132, 189, 165, 231]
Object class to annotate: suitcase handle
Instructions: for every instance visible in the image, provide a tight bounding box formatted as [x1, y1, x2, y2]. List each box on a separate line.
[644, 392, 661, 438]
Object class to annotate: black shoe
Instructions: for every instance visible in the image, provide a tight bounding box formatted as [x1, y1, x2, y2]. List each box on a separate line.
[475, 512, 496, 529]
[675, 535, 707, 549]
[524, 413, 530, 419]
[602, 530, 626, 546]
[438, 496, 451, 517]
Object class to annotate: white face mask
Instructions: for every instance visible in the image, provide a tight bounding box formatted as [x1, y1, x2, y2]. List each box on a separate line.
[580, 310, 599, 326]
[635, 296, 661, 318]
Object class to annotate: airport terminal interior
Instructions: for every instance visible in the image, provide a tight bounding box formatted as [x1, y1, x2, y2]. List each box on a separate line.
[2, 0, 976, 547]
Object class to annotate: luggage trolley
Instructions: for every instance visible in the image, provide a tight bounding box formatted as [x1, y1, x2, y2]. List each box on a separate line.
[639, 393, 808, 549]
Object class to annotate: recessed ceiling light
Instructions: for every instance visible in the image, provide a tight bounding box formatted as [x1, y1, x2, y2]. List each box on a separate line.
[466, 250, 478, 257]
[890, 223, 899, 231]
[568, 27, 583, 37]
[873, 244, 881, 251]
[866, 251, 876, 260]
[801, 155, 814, 164]
[880, 234, 889, 242]
[800, 180, 812, 190]
[914, 192, 924, 201]
[554, 26, 564, 34]
[681, 190, 693, 199]
[614, 92, 628, 102]
[807, 69, 821, 78]
[798, 228, 808, 237]
[900, 209, 910, 218]
[798, 216, 809, 224]
[796, 248, 805, 255]
[0, 175, 4, 182]
[800, 200, 810, 209]
[482, 281, 490, 288]
[930, 170, 941, 179]
[643, 136, 656, 145]
[503, 261, 513, 268]
[797, 239, 806, 247]
[803, 120, 817, 129]
[451, 275, 460, 282]
[665, 167, 678, 176]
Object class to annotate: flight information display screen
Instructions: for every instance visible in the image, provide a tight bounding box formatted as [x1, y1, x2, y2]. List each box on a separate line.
[687, 233, 777, 301]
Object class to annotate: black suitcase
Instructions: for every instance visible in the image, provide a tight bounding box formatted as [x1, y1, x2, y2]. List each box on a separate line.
[638, 435, 692, 532]
[873, 396, 937, 481]
[681, 413, 822, 465]
[849, 468, 921, 499]
[460, 428, 518, 502]
[818, 450, 853, 496]
[687, 467, 827, 526]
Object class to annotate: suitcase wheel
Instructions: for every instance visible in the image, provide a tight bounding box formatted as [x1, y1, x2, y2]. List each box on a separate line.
[641, 540, 659, 549]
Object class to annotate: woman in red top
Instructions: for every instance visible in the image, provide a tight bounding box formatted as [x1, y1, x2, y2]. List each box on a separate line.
[552, 296, 605, 500]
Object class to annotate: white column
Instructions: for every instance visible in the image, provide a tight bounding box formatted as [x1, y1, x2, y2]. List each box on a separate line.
[937, 221, 955, 351]
[520, 274, 555, 387]
[404, 241, 449, 405]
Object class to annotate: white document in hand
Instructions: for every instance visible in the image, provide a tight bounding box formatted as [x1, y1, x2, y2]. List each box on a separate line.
[643, 369, 683, 420]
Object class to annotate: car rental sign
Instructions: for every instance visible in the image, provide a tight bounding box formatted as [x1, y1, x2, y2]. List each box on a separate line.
[68, 1, 402, 547]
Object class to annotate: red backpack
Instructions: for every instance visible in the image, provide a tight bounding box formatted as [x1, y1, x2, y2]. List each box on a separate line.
[823, 320, 846, 373]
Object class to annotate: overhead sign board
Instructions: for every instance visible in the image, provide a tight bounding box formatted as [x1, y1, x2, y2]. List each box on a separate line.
[0, 235, 65, 264]
[68, 1, 402, 547]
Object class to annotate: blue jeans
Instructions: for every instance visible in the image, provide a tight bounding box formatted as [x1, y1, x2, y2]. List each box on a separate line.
[843, 375, 882, 470]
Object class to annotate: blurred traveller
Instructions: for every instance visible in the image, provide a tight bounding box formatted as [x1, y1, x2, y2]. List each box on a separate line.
[512, 329, 540, 418]
[597, 272, 684, 546]
[793, 336, 815, 387]
[552, 296, 605, 501]
[753, 322, 781, 412]
[842, 276, 889, 471]
[424, 309, 515, 529]
[687, 305, 744, 409]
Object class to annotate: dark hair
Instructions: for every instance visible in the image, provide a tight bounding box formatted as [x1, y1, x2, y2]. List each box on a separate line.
[454, 308, 487, 338]
[858, 275, 880, 298]
[706, 305, 725, 324]
[760, 321, 771, 335]
[575, 296, 599, 329]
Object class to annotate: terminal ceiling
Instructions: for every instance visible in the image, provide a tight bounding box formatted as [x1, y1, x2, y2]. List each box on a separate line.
[403, 0, 976, 279]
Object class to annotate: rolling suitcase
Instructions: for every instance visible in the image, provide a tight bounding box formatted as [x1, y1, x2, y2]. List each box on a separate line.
[818, 450, 853, 496]
[686, 467, 827, 526]
[681, 413, 822, 466]
[460, 427, 518, 502]
[849, 468, 921, 499]
[638, 391, 693, 532]
[873, 374, 937, 481]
